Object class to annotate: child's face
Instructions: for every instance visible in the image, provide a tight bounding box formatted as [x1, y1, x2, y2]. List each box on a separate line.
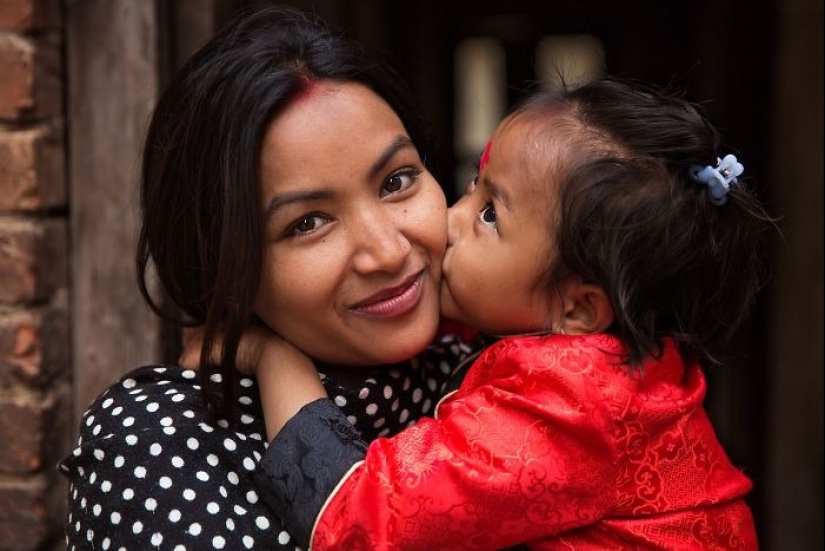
[441, 116, 562, 335]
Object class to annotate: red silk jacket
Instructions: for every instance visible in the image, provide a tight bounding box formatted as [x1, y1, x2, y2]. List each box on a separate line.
[258, 334, 758, 550]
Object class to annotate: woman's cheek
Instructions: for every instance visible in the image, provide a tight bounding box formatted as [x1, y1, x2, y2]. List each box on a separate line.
[413, 182, 448, 250]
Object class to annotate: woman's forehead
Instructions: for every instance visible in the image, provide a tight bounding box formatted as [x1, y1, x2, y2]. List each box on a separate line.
[269, 82, 401, 139]
[263, 83, 404, 162]
[258, 82, 412, 200]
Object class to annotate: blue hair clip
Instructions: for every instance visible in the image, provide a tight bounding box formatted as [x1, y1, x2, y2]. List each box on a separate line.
[689, 154, 744, 206]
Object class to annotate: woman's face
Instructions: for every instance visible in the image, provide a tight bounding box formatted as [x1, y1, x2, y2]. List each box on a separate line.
[254, 81, 447, 367]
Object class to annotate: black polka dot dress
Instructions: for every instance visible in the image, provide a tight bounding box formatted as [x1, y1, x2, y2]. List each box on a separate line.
[59, 333, 478, 550]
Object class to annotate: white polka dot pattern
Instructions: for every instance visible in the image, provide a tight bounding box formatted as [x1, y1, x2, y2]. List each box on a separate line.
[59, 333, 479, 549]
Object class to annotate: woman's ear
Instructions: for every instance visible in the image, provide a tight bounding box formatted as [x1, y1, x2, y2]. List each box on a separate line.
[558, 282, 614, 335]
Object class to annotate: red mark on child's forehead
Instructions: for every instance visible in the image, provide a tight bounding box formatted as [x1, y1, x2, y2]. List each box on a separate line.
[294, 76, 317, 102]
[479, 139, 494, 172]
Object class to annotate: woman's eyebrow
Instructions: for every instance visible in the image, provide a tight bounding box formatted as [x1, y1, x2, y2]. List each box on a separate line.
[263, 136, 414, 222]
[369, 135, 415, 178]
[264, 189, 335, 221]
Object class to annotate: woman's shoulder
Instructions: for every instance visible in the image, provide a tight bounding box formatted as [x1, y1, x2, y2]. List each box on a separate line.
[60, 365, 298, 550]
[77, 365, 217, 431]
[81, 364, 262, 415]
[63, 364, 268, 463]
[94, 363, 207, 392]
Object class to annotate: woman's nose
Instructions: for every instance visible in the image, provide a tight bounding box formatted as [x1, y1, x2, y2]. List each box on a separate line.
[351, 209, 411, 274]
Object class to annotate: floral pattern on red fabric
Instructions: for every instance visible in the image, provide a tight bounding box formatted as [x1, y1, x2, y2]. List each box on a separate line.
[263, 334, 758, 550]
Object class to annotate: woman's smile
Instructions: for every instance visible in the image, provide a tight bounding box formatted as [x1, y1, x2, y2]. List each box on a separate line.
[350, 270, 426, 317]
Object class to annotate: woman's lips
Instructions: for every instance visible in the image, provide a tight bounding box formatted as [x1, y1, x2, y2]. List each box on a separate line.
[350, 271, 425, 317]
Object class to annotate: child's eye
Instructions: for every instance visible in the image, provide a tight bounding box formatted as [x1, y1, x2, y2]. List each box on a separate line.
[381, 170, 420, 197]
[478, 203, 497, 228]
[286, 214, 331, 236]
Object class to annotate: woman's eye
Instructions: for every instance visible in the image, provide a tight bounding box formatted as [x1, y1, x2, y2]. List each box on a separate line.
[287, 214, 330, 236]
[381, 170, 419, 197]
[479, 203, 497, 227]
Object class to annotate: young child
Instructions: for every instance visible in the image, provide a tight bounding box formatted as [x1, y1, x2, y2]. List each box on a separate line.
[250, 77, 768, 550]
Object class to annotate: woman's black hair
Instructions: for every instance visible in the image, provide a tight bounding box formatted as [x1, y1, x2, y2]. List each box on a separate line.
[136, 7, 430, 415]
[516, 78, 773, 367]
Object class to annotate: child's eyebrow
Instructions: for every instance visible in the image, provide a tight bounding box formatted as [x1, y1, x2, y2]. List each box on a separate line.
[481, 176, 511, 211]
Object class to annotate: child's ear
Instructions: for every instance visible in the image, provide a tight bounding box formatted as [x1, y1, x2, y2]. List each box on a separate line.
[558, 282, 614, 335]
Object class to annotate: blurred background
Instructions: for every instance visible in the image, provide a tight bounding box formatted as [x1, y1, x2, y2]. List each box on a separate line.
[0, 0, 821, 549]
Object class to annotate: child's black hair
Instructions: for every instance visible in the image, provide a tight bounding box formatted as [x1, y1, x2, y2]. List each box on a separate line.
[515, 78, 773, 367]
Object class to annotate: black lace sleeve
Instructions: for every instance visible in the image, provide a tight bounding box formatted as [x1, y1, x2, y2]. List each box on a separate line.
[255, 399, 367, 548]
[253, 331, 490, 549]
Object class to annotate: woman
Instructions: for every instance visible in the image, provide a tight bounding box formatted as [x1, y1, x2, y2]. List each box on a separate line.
[59, 8, 476, 550]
